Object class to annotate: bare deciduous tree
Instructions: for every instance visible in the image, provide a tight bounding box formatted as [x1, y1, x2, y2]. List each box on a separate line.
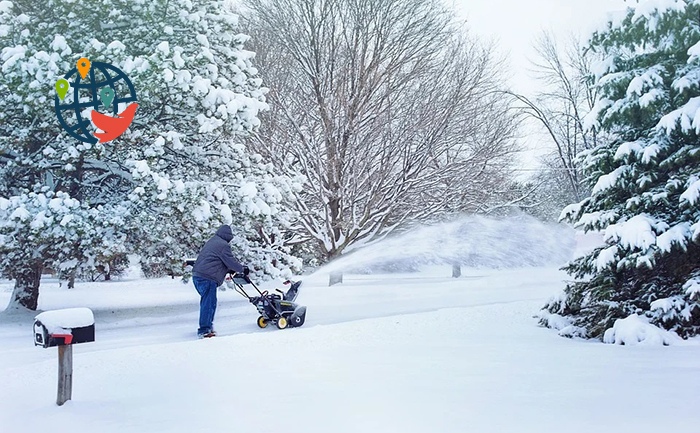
[242, 0, 519, 260]
[510, 31, 605, 206]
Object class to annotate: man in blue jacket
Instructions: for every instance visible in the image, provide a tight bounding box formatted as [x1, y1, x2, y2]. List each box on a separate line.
[192, 225, 248, 338]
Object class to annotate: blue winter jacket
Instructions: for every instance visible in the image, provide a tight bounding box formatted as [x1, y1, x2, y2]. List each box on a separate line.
[192, 225, 245, 285]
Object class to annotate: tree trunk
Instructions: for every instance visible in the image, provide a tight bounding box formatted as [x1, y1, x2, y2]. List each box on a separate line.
[9, 261, 42, 310]
[329, 271, 343, 286]
[452, 263, 461, 278]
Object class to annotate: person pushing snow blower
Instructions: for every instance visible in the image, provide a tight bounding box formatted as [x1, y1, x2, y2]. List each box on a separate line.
[192, 224, 249, 339]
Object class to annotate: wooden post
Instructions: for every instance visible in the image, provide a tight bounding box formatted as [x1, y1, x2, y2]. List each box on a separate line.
[329, 271, 343, 286]
[452, 263, 461, 278]
[57, 345, 73, 406]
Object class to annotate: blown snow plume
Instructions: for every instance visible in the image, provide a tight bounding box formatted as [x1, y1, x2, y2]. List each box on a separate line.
[311, 215, 577, 278]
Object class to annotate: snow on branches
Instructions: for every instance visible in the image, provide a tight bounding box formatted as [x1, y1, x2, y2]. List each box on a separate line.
[545, 0, 700, 340]
[0, 0, 300, 309]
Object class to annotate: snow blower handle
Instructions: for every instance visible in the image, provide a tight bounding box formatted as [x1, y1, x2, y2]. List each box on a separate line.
[229, 272, 252, 300]
[229, 272, 251, 284]
[229, 271, 266, 297]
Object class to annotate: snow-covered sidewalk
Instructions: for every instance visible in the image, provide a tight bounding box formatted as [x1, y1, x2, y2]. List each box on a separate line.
[1, 268, 698, 433]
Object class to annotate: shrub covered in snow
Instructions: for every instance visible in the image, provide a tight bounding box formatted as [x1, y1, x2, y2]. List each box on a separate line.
[542, 0, 700, 339]
[602, 314, 681, 346]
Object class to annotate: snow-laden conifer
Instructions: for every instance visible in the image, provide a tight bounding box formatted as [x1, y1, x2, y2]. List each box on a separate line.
[0, 0, 299, 309]
[542, 0, 700, 339]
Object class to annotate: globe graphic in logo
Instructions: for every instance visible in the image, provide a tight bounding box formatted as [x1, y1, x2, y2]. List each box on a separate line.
[54, 60, 137, 144]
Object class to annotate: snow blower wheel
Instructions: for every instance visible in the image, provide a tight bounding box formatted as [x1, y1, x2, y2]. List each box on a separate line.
[277, 317, 288, 329]
[229, 273, 306, 331]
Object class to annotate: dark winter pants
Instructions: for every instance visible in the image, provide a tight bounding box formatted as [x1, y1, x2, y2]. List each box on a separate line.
[193, 276, 217, 335]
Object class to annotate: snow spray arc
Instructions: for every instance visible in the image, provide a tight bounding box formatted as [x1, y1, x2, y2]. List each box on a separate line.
[54, 57, 138, 144]
[311, 214, 578, 278]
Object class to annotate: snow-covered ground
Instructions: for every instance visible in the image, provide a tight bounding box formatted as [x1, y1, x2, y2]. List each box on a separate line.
[1, 264, 699, 433]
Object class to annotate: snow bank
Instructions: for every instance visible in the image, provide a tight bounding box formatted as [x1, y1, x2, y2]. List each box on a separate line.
[2, 288, 699, 433]
[1, 268, 700, 432]
[603, 314, 681, 346]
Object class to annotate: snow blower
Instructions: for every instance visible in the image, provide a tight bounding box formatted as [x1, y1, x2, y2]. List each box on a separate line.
[230, 273, 307, 330]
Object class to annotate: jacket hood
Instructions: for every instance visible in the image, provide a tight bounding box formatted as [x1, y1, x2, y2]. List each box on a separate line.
[216, 225, 234, 243]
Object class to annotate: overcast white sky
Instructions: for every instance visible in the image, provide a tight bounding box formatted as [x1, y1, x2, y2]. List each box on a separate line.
[452, 0, 630, 170]
[455, 0, 629, 93]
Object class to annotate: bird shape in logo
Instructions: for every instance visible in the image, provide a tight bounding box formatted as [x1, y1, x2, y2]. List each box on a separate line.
[90, 102, 139, 143]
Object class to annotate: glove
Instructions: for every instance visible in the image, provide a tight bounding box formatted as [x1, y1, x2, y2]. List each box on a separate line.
[242, 266, 250, 276]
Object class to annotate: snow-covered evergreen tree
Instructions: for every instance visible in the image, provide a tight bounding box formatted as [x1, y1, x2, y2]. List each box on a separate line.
[541, 0, 700, 339]
[0, 0, 299, 310]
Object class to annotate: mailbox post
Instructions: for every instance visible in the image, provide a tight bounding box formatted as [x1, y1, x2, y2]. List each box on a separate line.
[34, 308, 95, 406]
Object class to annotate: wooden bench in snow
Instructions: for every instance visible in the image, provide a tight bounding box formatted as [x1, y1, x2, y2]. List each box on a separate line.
[34, 308, 95, 406]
